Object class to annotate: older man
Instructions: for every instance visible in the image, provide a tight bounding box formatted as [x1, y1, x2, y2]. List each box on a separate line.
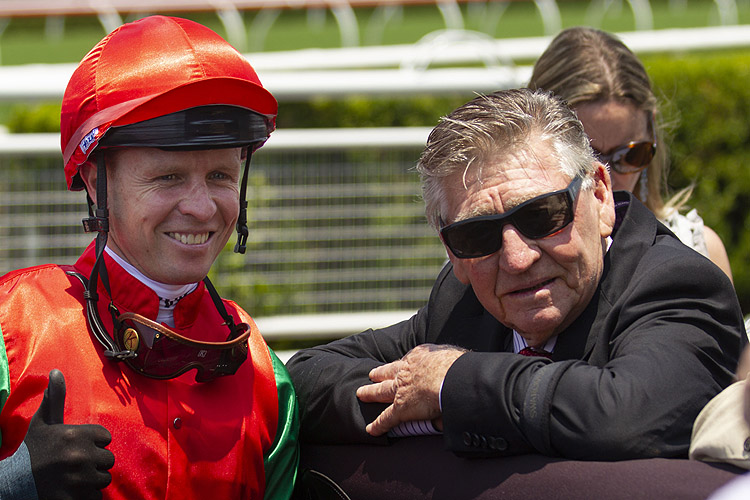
[0, 16, 298, 499]
[287, 88, 745, 460]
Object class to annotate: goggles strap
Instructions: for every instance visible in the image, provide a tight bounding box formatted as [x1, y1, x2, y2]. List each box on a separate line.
[234, 153, 252, 254]
[67, 271, 133, 360]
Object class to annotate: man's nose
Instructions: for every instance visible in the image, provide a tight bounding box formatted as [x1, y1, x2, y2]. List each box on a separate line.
[179, 181, 217, 220]
[496, 225, 541, 273]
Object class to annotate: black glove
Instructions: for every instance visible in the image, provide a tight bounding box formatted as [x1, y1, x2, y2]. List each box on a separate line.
[23, 369, 114, 500]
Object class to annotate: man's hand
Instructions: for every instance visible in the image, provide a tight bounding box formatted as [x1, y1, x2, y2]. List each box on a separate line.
[24, 369, 115, 500]
[356, 344, 466, 436]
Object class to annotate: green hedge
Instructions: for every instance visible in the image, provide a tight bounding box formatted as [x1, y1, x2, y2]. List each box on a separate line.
[645, 50, 750, 312]
[8, 49, 750, 312]
[6, 103, 61, 133]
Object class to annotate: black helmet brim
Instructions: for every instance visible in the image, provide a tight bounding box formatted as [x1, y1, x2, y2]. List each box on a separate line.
[99, 105, 271, 151]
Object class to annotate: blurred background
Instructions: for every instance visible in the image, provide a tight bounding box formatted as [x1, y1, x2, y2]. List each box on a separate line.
[1, 0, 750, 355]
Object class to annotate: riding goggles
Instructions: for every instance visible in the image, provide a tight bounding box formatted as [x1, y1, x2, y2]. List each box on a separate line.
[440, 174, 583, 259]
[114, 311, 251, 382]
[592, 116, 657, 174]
[68, 270, 251, 383]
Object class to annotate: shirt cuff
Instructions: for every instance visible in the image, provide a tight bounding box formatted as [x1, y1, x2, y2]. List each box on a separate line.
[387, 420, 442, 438]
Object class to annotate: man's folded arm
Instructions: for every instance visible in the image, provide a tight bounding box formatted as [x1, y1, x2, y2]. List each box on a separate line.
[287, 308, 429, 444]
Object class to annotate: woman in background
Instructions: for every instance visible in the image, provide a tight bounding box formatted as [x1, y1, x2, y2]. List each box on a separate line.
[529, 26, 733, 280]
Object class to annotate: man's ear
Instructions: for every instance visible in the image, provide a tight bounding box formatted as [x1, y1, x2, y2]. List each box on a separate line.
[78, 160, 98, 206]
[592, 162, 616, 238]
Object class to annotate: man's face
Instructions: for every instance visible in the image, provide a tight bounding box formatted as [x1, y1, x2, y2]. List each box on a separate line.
[442, 139, 615, 347]
[83, 147, 243, 285]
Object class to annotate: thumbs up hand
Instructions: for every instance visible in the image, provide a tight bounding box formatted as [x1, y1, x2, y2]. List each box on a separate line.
[24, 370, 115, 500]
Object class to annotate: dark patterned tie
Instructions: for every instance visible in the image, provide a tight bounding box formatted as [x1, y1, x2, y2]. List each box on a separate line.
[518, 347, 553, 359]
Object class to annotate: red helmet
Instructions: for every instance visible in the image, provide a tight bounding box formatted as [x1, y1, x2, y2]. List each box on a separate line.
[60, 15, 277, 191]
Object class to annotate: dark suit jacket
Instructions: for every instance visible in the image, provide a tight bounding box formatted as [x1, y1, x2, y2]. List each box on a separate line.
[287, 192, 746, 460]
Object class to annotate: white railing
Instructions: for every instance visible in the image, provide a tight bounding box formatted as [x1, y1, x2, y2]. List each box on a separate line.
[4, 26, 750, 102]
[0, 127, 434, 156]
[257, 309, 416, 362]
[0, 62, 532, 102]
[246, 25, 750, 71]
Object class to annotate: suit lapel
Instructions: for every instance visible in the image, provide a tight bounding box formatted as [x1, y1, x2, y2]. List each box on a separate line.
[581, 192, 659, 361]
[432, 265, 511, 352]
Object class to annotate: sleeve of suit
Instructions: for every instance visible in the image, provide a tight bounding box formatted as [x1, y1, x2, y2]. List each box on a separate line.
[441, 248, 745, 459]
[286, 305, 430, 444]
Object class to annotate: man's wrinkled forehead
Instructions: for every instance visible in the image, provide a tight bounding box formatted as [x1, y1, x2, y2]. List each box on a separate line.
[442, 142, 566, 220]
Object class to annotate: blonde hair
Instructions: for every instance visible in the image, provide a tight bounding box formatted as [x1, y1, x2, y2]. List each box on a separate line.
[528, 26, 690, 219]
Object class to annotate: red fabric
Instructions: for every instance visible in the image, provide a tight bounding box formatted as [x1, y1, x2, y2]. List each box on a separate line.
[0, 242, 279, 499]
[518, 347, 553, 359]
[60, 15, 277, 190]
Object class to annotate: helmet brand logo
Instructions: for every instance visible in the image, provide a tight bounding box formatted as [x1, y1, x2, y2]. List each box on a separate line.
[80, 128, 99, 154]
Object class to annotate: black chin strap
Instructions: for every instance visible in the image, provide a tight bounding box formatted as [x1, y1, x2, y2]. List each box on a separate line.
[234, 152, 252, 254]
[83, 155, 110, 298]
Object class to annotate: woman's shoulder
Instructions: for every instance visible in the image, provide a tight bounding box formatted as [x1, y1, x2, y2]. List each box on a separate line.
[660, 209, 733, 281]
[660, 208, 709, 256]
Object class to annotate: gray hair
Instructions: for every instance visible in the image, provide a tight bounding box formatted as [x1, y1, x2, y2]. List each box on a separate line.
[417, 88, 596, 229]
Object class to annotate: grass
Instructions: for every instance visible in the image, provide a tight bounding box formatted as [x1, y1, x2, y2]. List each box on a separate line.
[2, 0, 750, 65]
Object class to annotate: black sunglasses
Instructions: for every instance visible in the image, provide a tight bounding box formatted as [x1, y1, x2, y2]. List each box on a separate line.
[440, 175, 584, 259]
[591, 116, 657, 174]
